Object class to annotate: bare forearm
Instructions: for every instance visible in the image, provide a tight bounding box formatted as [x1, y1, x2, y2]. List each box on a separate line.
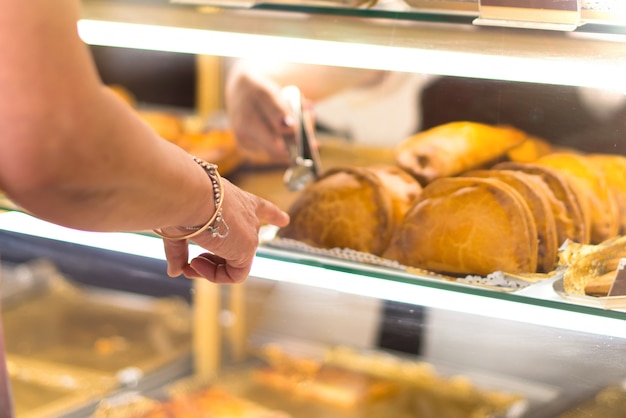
[0, 0, 214, 232]
[4, 89, 214, 232]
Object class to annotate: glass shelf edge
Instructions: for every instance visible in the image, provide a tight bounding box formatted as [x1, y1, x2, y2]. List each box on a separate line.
[0, 210, 624, 338]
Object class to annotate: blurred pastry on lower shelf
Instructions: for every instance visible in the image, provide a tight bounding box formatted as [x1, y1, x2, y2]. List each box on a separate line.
[138, 386, 292, 418]
[253, 345, 400, 410]
[254, 364, 399, 410]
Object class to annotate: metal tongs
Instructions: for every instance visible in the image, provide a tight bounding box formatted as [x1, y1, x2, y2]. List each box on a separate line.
[280, 85, 322, 191]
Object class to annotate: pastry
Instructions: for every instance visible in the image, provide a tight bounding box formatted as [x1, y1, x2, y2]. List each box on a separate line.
[278, 165, 422, 256]
[254, 365, 399, 410]
[536, 152, 619, 244]
[587, 154, 626, 235]
[505, 136, 553, 163]
[138, 386, 291, 418]
[254, 345, 399, 410]
[493, 162, 589, 245]
[383, 177, 538, 276]
[325, 346, 524, 418]
[395, 121, 527, 185]
[463, 169, 558, 273]
[137, 110, 183, 142]
[559, 236, 626, 295]
[106, 84, 137, 108]
[175, 130, 242, 176]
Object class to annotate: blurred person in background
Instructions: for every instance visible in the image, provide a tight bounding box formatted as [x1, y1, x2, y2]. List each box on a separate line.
[226, 59, 626, 156]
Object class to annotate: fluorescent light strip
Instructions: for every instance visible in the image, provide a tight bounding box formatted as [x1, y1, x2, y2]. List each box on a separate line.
[0, 211, 171, 260]
[77, 19, 626, 92]
[250, 256, 626, 340]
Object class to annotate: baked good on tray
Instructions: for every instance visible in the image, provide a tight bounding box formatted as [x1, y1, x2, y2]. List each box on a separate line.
[536, 152, 619, 244]
[382, 176, 538, 276]
[493, 161, 590, 246]
[504, 135, 554, 163]
[253, 344, 400, 410]
[255, 344, 524, 418]
[587, 153, 626, 235]
[462, 169, 559, 273]
[559, 236, 626, 295]
[138, 386, 291, 418]
[394, 121, 527, 185]
[277, 165, 422, 256]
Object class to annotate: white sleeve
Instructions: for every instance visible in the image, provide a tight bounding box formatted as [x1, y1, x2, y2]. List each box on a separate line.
[314, 72, 437, 146]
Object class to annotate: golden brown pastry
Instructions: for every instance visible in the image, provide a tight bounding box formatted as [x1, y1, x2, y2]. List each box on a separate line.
[278, 166, 422, 256]
[138, 386, 291, 418]
[536, 152, 619, 244]
[254, 344, 399, 410]
[175, 130, 242, 176]
[494, 162, 589, 245]
[137, 110, 184, 142]
[588, 154, 626, 235]
[106, 84, 137, 108]
[254, 365, 399, 410]
[505, 136, 553, 163]
[383, 177, 538, 276]
[559, 236, 626, 295]
[395, 121, 527, 185]
[463, 169, 558, 273]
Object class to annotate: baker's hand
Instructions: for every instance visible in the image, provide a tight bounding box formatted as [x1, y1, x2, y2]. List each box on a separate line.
[161, 179, 289, 283]
[225, 65, 293, 164]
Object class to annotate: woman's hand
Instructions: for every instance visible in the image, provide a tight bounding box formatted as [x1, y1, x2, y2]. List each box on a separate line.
[161, 178, 289, 284]
[225, 65, 293, 164]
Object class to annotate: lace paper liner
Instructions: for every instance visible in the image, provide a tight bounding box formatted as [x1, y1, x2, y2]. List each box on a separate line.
[266, 236, 533, 291]
[457, 271, 531, 290]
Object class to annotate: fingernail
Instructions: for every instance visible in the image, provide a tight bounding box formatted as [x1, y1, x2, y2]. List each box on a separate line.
[282, 115, 295, 127]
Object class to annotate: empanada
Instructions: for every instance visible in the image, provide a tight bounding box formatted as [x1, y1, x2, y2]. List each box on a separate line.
[383, 177, 538, 276]
[537, 152, 618, 244]
[278, 165, 421, 255]
[395, 121, 527, 185]
[463, 169, 558, 273]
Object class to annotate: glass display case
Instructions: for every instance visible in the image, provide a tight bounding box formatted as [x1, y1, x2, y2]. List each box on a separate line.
[2, 0, 626, 416]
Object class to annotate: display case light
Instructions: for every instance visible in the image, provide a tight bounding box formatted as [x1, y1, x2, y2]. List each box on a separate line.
[250, 255, 626, 340]
[1, 211, 625, 340]
[77, 19, 626, 93]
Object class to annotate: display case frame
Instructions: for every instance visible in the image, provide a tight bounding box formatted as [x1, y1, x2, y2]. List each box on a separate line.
[4, 1, 626, 415]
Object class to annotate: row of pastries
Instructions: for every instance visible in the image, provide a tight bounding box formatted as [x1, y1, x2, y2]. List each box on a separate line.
[278, 121, 626, 292]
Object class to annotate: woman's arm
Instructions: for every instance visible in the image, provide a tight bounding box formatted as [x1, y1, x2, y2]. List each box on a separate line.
[225, 59, 386, 162]
[0, 1, 289, 283]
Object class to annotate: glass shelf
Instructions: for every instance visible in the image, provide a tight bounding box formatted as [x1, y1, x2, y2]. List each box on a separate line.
[81, 0, 626, 91]
[0, 208, 624, 340]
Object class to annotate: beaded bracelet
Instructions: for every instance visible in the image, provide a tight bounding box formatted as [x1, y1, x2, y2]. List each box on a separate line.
[153, 156, 229, 240]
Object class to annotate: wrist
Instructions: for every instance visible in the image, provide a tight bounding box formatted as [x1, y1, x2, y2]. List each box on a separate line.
[153, 156, 229, 240]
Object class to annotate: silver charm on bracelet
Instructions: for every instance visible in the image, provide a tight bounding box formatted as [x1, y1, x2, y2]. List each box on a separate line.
[153, 156, 228, 241]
